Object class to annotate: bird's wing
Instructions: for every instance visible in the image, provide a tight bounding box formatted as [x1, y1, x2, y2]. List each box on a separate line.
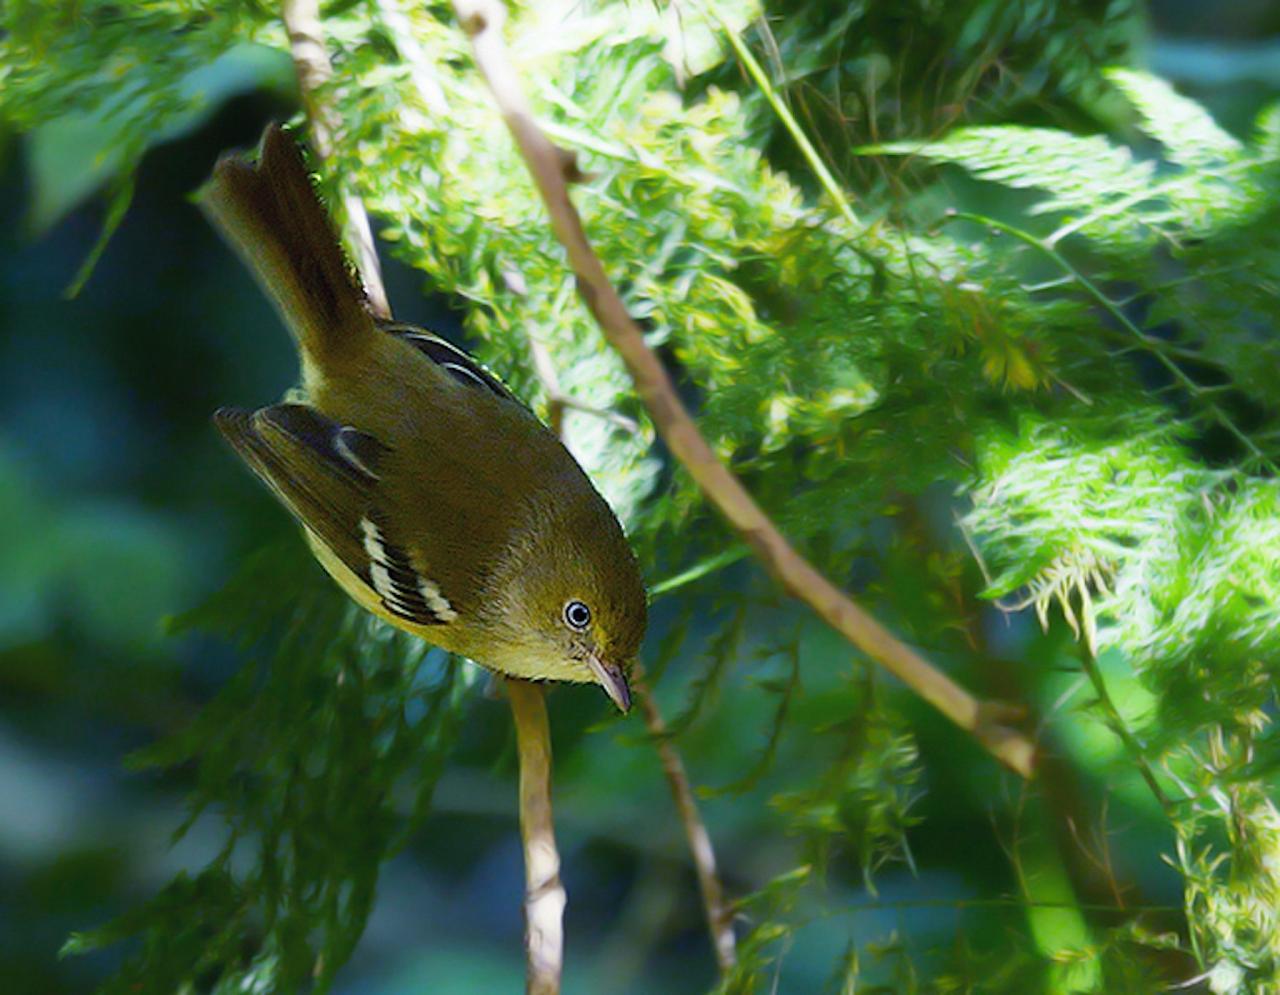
[215, 403, 458, 626]
[378, 321, 517, 403]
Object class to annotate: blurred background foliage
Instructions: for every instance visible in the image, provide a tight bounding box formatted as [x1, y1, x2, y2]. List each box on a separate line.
[1, 0, 1279, 992]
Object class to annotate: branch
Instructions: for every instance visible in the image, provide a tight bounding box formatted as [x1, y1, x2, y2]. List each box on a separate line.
[1076, 648, 1175, 819]
[281, 0, 391, 318]
[512, 267, 736, 971]
[634, 668, 737, 971]
[523, 321, 640, 438]
[506, 679, 566, 995]
[375, 0, 450, 117]
[450, 0, 1036, 779]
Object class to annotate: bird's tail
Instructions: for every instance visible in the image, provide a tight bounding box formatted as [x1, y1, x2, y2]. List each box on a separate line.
[199, 124, 374, 372]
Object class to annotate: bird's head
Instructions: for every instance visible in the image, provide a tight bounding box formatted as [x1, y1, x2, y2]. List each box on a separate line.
[478, 481, 647, 711]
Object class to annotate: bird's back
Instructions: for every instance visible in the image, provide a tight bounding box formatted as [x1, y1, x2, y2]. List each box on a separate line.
[307, 330, 585, 613]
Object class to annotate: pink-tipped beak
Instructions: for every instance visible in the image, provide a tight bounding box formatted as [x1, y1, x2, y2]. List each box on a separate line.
[587, 652, 632, 712]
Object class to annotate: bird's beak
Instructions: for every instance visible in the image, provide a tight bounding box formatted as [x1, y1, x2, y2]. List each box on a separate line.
[587, 652, 632, 713]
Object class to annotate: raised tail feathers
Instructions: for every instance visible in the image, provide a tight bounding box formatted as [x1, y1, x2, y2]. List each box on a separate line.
[199, 125, 375, 371]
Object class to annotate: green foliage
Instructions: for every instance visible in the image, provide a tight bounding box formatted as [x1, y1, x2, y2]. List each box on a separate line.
[62, 542, 474, 992]
[967, 413, 1280, 742]
[7, 0, 1280, 992]
[700, 0, 1137, 190]
[770, 671, 921, 892]
[2, 3, 292, 237]
[872, 71, 1280, 412]
[897, 77, 1280, 990]
[714, 864, 812, 995]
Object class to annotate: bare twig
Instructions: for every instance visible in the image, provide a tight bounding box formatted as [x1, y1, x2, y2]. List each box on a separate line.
[506, 679, 566, 995]
[1077, 647, 1174, 818]
[634, 668, 737, 971]
[525, 328, 568, 437]
[281, 0, 391, 318]
[514, 277, 733, 972]
[451, 0, 1036, 779]
[524, 326, 640, 437]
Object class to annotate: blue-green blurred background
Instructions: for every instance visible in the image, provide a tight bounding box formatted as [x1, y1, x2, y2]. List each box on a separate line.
[2, 2, 1279, 992]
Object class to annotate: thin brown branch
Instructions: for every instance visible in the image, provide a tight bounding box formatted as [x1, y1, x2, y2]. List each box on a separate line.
[506, 679, 565, 995]
[451, 0, 1036, 779]
[558, 395, 640, 434]
[524, 326, 568, 438]
[280, 0, 391, 318]
[515, 280, 736, 971]
[523, 326, 641, 437]
[634, 668, 737, 972]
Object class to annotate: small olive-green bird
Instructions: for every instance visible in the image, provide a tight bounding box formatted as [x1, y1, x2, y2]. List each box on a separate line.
[202, 124, 645, 711]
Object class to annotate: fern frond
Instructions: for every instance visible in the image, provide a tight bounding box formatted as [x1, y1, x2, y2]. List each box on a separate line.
[869, 127, 1154, 209]
[1256, 101, 1280, 156]
[1105, 68, 1244, 169]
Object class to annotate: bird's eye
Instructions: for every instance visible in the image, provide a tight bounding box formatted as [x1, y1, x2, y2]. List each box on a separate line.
[563, 600, 592, 631]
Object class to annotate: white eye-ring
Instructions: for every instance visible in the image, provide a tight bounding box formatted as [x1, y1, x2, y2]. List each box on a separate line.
[563, 600, 592, 631]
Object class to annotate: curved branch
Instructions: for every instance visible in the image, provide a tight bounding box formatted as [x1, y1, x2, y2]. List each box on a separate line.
[634, 670, 737, 971]
[450, 0, 1036, 779]
[514, 282, 732, 972]
[506, 679, 566, 995]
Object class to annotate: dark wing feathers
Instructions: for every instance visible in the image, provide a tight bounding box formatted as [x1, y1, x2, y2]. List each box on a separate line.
[359, 511, 457, 624]
[213, 405, 374, 575]
[378, 321, 515, 401]
[214, 403, 453, 626]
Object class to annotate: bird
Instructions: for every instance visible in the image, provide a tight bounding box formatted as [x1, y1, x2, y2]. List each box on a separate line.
[200, 123, 646, 711]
